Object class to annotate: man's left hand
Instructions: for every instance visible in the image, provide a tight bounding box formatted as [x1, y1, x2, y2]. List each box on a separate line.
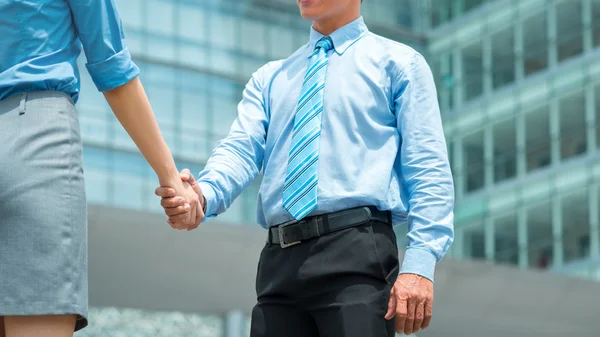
[385, 273, 434, 335]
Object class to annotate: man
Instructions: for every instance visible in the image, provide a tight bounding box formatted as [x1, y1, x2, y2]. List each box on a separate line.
[156, 0, 454, 335]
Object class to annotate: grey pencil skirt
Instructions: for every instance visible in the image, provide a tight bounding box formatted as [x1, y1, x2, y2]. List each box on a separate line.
[0, 91, 88, 331]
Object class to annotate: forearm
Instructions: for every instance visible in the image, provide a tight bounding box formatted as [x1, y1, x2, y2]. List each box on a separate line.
[103, 77, 179, 185]
[197, 133, 263, 219]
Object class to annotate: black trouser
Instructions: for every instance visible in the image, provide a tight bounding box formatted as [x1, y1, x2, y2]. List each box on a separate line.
[250, 220, 399, 337]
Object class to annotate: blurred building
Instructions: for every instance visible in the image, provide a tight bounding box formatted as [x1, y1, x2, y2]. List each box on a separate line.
[425, 0, 600, 280]
[74, 0, 600, 336]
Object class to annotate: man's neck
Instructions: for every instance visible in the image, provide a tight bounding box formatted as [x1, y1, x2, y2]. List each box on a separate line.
[312, 12, 360, 36]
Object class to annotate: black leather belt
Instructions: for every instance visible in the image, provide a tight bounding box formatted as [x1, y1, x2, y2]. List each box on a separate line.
[268, 206, 391, 248]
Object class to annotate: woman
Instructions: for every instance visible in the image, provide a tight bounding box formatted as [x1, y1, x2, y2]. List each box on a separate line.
[0, 0, 202, 335]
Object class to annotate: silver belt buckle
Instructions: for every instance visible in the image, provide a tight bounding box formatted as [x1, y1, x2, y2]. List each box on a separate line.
[278, 219, 301, 248]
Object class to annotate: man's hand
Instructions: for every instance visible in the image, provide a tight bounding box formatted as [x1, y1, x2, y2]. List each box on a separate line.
[385, 273, 434, 335]
[155, 169, 205, 231]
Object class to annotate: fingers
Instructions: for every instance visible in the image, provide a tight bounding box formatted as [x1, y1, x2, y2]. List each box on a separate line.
[412, 298, 425, 334]
[167, 211, 191, 230]
[155, 186, 175, 198]
[385, 287, 396, 320]
[422, 299, 433, 329]
[164, 204, 190, 217]
[191, 199, 204, 230]
[161, 196, 187, 209]
[394, 293, 408, 334]
[186, 201, 197, 231]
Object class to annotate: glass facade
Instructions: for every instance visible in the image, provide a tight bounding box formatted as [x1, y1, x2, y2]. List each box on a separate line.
[430, 0, 600, 279]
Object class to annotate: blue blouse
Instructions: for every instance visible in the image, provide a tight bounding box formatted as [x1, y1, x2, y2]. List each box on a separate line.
[0, 0, 139, 102]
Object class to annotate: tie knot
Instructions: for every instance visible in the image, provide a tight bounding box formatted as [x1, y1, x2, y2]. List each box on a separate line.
[315, 37, 334, 52]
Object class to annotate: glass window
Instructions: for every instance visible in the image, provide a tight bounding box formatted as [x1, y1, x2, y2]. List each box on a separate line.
[268, 26, 298, 60]
[527, 201, 553, 269]
[146, 85, 176, 129]
[115, 0, 143, 30]
[562, 190, 591, 263]
[209, 11, 237, 50]
[83, 147, 110, 205]
[210, 49, 239, 76]
[463, 130, 484, 192]
[146, 0, 174, 36]
[211, 96, 238, 139]
[491, 27, 515, 89]
[433, 53, 454, 113]
[241, 58, 266, 81]
[178, 4, 207, 43]
[462, 41, 483, 101]
[492, 117, 516, 183]
[526, 106, 551, 172]
[559, 90, 587, 160]
[147, 35, 177, 62]
[429, 0, 452, 28]
[240, 19, 267, 57]
[556, 0, 583, 62]
[523, 10, 548, 76]
[179, 43, 208, 69]
[593, 0, 600, 47]
[494, 213, 519, 266]
[79, 115, 109, 146]
[463, 223, 485, 260]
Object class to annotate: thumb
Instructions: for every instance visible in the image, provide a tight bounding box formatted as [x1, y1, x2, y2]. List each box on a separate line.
[180, 168, 192, 181]
[385, 285, 396, 320]
[181, 169, 202, 198]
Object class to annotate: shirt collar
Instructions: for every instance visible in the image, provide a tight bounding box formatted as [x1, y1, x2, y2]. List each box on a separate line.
[308, 16, 368, 55]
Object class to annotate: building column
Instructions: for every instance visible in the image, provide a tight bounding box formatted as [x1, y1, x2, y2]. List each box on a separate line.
[485, 217, 495, 262]
[439, 54, 452, 112]
[585, 83, 597, 153]
[454, 136, 465, 201]
[550, 97, 561, 165]
[224, 310, 246, 337]
[484, 123, 494, 188]
[590, 185, 599, 259]
[453, 48, 463, 108]
[518, 206, 529, 269]
[552, 195, 564, 266]
[547, 0, 557, 68]
[582, 0, 593, 53]
[516, 107, 527, 176]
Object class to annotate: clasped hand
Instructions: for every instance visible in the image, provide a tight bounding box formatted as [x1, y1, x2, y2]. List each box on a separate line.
[155, 169, 204, 230]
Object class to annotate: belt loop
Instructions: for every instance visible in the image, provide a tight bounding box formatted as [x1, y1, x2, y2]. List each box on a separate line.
[18, 93, 27, 115]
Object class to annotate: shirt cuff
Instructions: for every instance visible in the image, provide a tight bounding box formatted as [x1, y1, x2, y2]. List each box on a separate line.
[85, 47, 140, 92]
[399, 247, 438, 283]
[197, 181, 217, 222]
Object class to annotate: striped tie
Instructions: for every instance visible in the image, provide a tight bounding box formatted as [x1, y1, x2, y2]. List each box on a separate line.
[283, 36, 334, 220]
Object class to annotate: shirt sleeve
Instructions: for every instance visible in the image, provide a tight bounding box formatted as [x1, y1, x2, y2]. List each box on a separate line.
[67, 0, 139, 92]
[393, 53, 455, 283]
[196, 64, 270, 221]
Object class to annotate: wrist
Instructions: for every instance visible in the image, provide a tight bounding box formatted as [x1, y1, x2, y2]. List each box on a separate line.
[157, 166, 181, 187]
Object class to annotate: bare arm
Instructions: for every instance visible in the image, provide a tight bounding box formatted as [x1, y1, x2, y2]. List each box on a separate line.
[103, 78, 202, 229]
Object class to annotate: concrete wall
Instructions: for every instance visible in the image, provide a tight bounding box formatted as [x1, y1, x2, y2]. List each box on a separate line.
[88, 204, 600, 337]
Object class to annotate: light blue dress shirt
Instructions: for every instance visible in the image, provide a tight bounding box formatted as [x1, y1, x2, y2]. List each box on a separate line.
[0, 0, 139, 102]
[198, 17, 454, 281]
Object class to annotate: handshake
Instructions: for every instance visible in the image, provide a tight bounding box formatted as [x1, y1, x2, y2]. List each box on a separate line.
[154, 169, 205, 231]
